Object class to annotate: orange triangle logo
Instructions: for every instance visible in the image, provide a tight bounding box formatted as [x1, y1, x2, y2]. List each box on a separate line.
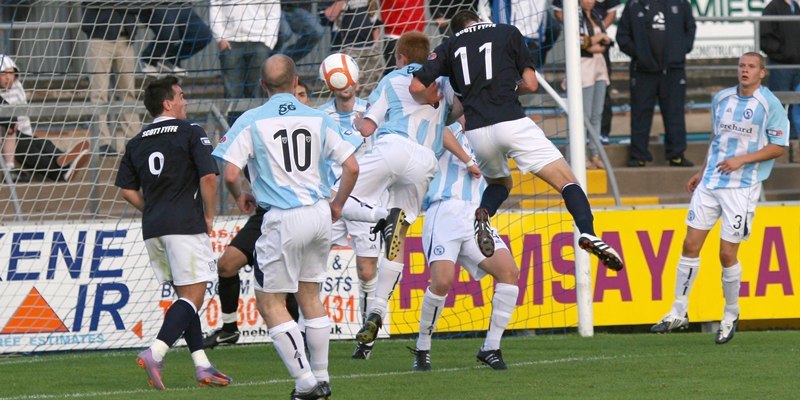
[1, 287, 69, 334]
[132, 320, 143, 339]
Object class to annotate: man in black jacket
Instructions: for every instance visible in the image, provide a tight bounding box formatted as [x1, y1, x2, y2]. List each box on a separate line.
[617, 0, 696, 167]
[760, 0, 800, 139]
[80, 4, 142, 156]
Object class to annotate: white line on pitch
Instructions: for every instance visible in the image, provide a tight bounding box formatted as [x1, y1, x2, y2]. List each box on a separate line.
[0, 354, 636, 400]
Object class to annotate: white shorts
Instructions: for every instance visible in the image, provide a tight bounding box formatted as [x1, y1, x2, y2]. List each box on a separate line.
[686, 183, 760, 243]
[465, 117, 563, 178]
[144, 233, 217, 286]
[254, 200, 332, 293]
[422, 200, 508, 280]
[331, 218, 381, 257]
[348, 134, 437, 224]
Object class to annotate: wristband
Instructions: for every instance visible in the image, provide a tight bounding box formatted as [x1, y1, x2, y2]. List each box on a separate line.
[465, 159, 476, 168]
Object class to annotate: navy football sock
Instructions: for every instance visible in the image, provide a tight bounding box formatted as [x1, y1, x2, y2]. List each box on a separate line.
[156, 298, 196, 347]
[217, 275, 240, 332]
[480, 184, 510, 217]
[561, 183, 595, 236]
[184, 313, 204, 353]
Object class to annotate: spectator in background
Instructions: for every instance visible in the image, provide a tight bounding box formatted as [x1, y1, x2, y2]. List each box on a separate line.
[617, 0, 696, 167]
[326, 0, 383, 96]
[760, 0, 800, 139]
[380, 0, 426, 75]
[210, 0, 281, 99]
[429, 0, 477, 34]
[138, 5, 212, 76]
[80, 4, 142, 156]
[493, 0, 560, 69]
[276, 1, 324, 63]
[0, 54, 90, 183]
[577, 0, 611, 169]
[554, 0, 620, 144]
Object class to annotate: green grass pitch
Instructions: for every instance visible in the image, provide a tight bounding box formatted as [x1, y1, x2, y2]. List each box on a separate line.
[1, 331, 798, 399]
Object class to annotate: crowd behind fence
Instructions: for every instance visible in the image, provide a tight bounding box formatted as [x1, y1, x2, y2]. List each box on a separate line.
[0, 1, 799, 222]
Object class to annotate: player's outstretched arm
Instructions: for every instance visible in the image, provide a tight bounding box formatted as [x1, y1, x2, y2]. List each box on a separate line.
[687, 142, 712, 193]
[330, 154, 359, 222]
[222, 162, 256, 214]
[445, 97, 464, 125]
[716, 143, 785, 174]
[410, 77, 442, 105]
[355, 114, 378, 137]
[199, 173, 218, 233]
[516, 68, 538, 94]
[443, 128, 481, 178]
[120, 189, 144, 212]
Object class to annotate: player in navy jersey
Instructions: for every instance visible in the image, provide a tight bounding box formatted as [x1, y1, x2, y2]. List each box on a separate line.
[115, 76, 231, 390]
[213, 54, 359, 399]
[651, 53, 789, 344]
[410, 119, 520, 371]
[410, 9, 624, 272]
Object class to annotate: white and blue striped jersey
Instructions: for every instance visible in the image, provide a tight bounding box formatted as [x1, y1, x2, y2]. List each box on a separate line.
[424, 122, 485, 209]
[212, 93, 357, 210]
[703, 86, 790, 189]
[365, 63, 455, 158]
[318, 97, 371, 183]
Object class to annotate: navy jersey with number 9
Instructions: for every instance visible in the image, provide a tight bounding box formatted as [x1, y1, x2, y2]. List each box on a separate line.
[115, 118, 219, 240]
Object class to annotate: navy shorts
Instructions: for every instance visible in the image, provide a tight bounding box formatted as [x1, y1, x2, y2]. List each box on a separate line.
[228, 206, 267, 266]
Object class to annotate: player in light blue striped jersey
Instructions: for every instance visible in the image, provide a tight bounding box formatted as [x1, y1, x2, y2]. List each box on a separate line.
[318, 84, 370, 183]
[318, 79, 388, 360]
[651, 52, 789, 345]
[410, 119, 520, 371]
[212, 55, 359, 399]
[351, 31, 481, 349]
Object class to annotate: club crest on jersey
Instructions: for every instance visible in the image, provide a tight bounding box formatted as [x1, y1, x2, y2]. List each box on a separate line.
[427, 52, 437, 60]
[743, 109, 753, 119]
[767, 129, 783, 137]
[279, 103, 296, 115]
[433, 245, 445, 256]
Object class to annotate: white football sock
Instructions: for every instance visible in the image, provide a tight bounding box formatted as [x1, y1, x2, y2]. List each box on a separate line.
[359, 277, 377, 324]
[268, 320, 316, 393]
[342, 197, 388, 223]
[221, 312, 237, 324]
[149, 339, 169, 362]
[191, 349, 212, 368]
[416, 288, 447, 351]
[722, 262, 742, 322]
[371, 258, 404, 318]
[482, 283, 518, 351]
[304, 316, 331, 383]
[671, 256, 700, 317]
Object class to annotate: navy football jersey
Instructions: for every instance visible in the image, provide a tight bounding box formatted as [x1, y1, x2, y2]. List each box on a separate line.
[115, 117, 219, 240]
[414, 22, 536, 131]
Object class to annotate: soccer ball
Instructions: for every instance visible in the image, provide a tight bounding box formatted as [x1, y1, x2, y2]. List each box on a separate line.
[319, 53, 359, 91]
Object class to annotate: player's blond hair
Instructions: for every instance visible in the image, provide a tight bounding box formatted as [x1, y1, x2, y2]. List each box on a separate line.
[742, 52, 765, 70]
[397, 31, 430, 66]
